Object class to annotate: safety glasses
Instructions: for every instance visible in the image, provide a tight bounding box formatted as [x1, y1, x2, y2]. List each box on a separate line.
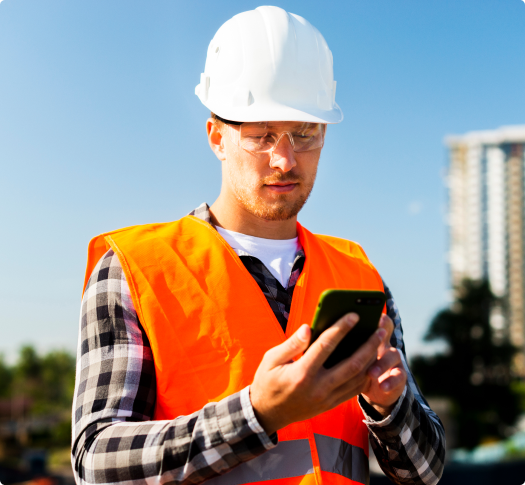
[224, 121, 326, 154]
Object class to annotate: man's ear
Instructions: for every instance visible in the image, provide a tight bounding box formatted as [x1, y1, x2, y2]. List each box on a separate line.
[207, 119, 226, 161]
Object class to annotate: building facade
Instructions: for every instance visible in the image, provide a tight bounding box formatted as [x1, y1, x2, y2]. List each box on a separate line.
[446, 126, 525, 371]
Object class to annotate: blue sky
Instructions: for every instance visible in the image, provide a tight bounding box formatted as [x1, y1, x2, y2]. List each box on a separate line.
[1, 0, 524, 360]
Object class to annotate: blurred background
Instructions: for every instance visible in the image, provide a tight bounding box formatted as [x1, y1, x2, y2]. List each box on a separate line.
[1, 0, 525, 483]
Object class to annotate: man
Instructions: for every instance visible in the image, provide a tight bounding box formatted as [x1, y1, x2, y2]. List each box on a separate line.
[72, 6, 445, 485]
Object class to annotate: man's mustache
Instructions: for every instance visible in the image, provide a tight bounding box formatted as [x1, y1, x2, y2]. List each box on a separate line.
[261, 172, 302, 185]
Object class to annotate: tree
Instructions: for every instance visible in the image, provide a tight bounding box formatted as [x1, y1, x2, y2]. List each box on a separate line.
[1, 346, 76, 449]
[411, 279, 521, 449]
[0, 354, 13, 398]
[40, 350, 76, 411]
[10, 346, 75, 413]
[12, 345, 44, 404]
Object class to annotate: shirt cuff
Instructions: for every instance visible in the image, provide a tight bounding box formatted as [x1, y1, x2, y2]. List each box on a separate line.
[241, 386, 277, 450]
[213, 387, 278, 464]
[358, 384, 408, 427]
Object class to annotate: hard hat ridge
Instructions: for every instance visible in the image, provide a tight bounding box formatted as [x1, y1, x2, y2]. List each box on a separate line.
[195, 6, 343, 124]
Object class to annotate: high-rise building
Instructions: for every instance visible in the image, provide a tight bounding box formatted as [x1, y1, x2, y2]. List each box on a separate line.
[446, 126, 525, 371]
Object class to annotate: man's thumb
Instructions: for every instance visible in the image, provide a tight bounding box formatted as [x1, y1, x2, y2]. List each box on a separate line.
[270, 324, 311, 365]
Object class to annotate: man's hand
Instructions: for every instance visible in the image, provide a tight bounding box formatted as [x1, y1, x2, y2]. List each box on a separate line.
[361, 314, 407, 417]
[250, 313, 386, 435]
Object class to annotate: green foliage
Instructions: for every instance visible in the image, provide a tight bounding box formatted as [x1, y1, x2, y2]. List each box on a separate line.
[8, 346, 76, 413]
[0, 355, 14, 398]
[511, 380, 525, 411]
[12, 346, 45, 405]
[411, 279, 521, 449]
[50, 418, 73, 447]
[0, 345, 76, 449]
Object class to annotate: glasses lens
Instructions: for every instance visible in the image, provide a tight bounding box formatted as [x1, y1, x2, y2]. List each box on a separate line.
[291, 124, 325, 152]
[239, 123, 276, 152]
[238, 122, 325, 153]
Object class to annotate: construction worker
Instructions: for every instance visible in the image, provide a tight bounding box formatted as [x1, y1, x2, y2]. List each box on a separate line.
[72, 6, 445, 485]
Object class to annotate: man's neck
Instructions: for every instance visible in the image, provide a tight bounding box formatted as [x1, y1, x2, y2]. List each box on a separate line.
[210, 196, 298, 240]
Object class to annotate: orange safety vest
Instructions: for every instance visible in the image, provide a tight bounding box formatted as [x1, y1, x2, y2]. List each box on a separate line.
[84, 215, 385, 485]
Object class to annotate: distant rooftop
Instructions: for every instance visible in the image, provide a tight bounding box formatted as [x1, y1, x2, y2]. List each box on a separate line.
[445, 125, 525, 146]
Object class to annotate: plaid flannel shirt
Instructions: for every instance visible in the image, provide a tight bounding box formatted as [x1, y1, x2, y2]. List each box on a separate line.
[72, 203, 445, 485]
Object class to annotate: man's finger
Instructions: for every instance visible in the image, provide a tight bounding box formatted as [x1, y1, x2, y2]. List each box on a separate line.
[299, 313, 359, 371]
[378, 314, 394, 356]
[327, 327, 386, 386]
[367, 348, 401, 380]
[266, 324, 311, 366]
[378, 366, 406, 394]
[330, 374, 371, 408]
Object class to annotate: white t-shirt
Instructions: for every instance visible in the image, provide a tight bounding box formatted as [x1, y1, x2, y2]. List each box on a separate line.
[216, 226, 301, 288]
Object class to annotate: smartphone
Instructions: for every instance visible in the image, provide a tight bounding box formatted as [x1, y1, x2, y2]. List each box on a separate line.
[309, 289, 386, 369]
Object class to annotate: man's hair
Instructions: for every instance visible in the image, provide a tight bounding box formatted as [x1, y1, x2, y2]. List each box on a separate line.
[211, 112, 243, 126]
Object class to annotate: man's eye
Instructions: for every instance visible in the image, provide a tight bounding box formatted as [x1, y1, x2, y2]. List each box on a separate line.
[248, 134, 275, 144]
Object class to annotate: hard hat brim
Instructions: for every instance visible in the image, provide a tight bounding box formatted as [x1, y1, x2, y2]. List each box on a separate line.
[200, 96, 343, 124]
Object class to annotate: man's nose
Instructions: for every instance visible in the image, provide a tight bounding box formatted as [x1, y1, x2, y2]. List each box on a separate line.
[269, 133, 297, 172]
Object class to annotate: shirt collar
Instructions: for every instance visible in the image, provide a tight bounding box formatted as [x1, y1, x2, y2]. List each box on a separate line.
[188, 202, 305, 261]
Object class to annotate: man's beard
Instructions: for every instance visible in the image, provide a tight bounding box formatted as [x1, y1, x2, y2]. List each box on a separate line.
[228, 169, 317, 221]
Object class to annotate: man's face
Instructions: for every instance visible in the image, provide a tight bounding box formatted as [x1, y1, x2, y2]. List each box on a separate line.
[216, 121, 325, 222]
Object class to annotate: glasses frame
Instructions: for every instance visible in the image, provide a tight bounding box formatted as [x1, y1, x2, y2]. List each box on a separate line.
[217, 119, 327, 156]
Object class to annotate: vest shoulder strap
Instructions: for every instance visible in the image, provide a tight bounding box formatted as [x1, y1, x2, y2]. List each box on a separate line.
[301, 228, 381, 277]
[314, 233, 365, 257]
[82, 220, 172, 296]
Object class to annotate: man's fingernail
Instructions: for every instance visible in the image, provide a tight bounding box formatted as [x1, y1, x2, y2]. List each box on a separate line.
[376, 328, 387, 340]
[347, 313, 358, 324]
[298, 325, 309, 341]
[369, 366, 381, 378]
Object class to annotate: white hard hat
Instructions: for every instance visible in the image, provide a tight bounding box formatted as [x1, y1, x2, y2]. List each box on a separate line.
[195, 6, 342, 124]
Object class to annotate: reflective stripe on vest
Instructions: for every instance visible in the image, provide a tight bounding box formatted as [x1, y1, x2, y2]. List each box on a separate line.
[204, 436, 368, 485]
[206, 439, 313, 484]
[315, 434, 369, 485]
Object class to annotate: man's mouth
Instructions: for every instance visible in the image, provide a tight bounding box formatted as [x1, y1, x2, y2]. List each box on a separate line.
[264, 182, 298, 193]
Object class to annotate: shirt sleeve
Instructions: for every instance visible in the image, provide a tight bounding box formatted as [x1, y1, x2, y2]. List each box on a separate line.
[72, 249, 276, 485]
[358, 281, 446, 485]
